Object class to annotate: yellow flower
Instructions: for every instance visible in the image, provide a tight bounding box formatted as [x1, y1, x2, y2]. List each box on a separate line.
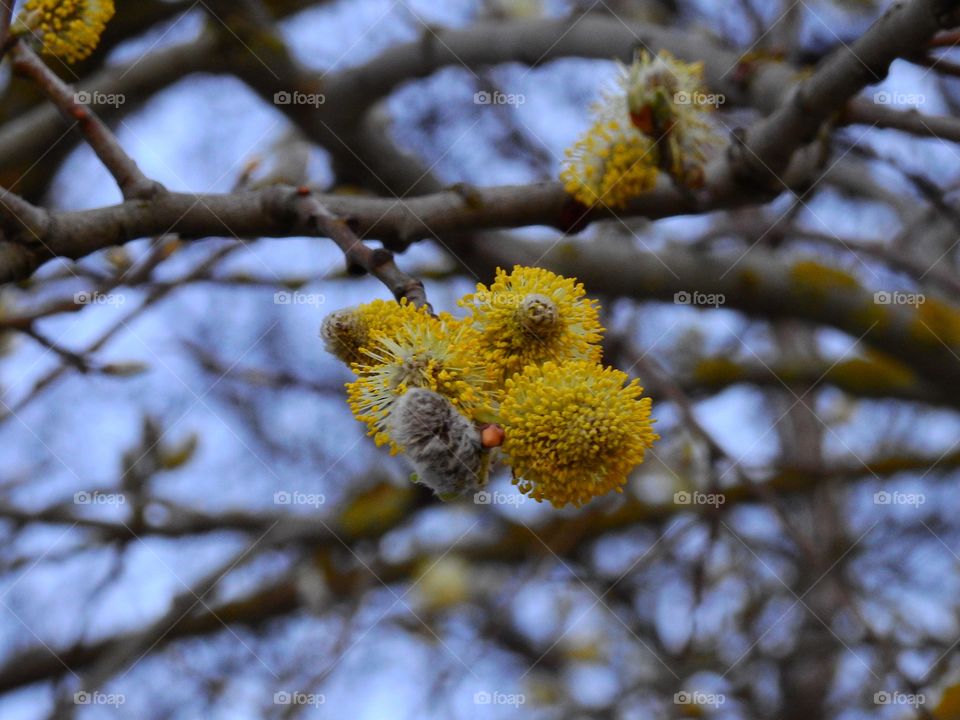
[561, 50, 723, 204]
[561, 116, 659, 209]
[14, 0, 115, 64]
[320, 298, 426, 370]
[499, 360, 658, 507]
[459, 266, 603, 383]
[621, 50, 710, 128]
[346, 313, 492, 453]
[620, 50, 722, 188]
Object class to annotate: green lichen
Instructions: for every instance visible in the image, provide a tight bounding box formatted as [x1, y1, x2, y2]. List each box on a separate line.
[911, 298, 960, 348]
[851, 300, 891, 333]
[789, 260, 860, 302]
[692, 357, 744, 385]
[827, 354, 916, 393]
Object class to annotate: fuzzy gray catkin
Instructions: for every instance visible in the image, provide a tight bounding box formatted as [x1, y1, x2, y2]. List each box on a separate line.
[387, 388, 483, 498]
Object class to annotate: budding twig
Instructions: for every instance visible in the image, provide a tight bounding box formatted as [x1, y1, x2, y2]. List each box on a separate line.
[292, 187, 431, 310]
[9, 40, 164, 201]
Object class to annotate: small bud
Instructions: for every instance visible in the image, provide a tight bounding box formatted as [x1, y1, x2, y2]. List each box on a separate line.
[629, 106, 655, 135]
[319, 307, 368, 366]
[100, 361, 150, 377]
[158, 434, 199, 470]
[480, 424, 505, 449]
[518, 293, 559, 336]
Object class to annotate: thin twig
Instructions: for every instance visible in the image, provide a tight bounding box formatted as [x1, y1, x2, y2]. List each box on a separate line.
[19, 325, 90, 372]
[907, 51, 960, 78]
[294, 188, 430, 309]
[929, 30, 960, 47]
[0, 1, 12, 54]
[632, 353, 819, 559]
[9, 40, 163, 201]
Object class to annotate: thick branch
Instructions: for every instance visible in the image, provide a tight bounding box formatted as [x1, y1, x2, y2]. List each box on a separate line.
[0, 187, 47, 242]
[711, 0, 960, 198]
[676, 355, 947, 408]
[0, 179, 788, 279]
[513, 239, 960, 395]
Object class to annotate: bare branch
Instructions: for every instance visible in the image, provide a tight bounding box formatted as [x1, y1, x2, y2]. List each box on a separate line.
[8, 41, 163, 201]
[0, 186, 47, 242]
[0, 1, 12, 56]
[0, 441, 956, 693]
[710, 0, 960, 199]
[294, 189, 430, 308]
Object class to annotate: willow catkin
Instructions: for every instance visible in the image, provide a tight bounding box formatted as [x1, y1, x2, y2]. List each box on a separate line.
[387, 388, 483, 498]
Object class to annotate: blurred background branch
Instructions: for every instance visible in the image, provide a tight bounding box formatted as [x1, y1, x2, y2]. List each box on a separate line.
[0, 0, 959, 718]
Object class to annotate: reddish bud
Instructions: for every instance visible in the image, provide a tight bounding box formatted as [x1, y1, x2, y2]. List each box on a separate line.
[630, 106, 655, 134]
[480, 424, 505, 449]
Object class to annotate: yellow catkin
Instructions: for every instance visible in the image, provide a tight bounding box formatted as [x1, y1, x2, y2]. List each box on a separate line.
[16, 0, 115, 64]
[459, 265, 603, 384]
[346, 312, 492, 454]
[561, 118, 658, 208]
[499, 360, 658, 508]
[321, 298, 429, 371]
[561, 50, 723, 206]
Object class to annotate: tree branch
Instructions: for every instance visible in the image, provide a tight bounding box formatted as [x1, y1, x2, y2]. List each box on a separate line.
[0, 443, 956, 693]
[710, 0, 960, 199]
[0, 1, 12, 56]
[294, 189, 430, 308]
[9, 41, 163, 201]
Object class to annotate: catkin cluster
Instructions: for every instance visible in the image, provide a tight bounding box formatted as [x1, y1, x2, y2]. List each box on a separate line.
[561, 50, 723, 209]
[321, 266, 658, 507]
